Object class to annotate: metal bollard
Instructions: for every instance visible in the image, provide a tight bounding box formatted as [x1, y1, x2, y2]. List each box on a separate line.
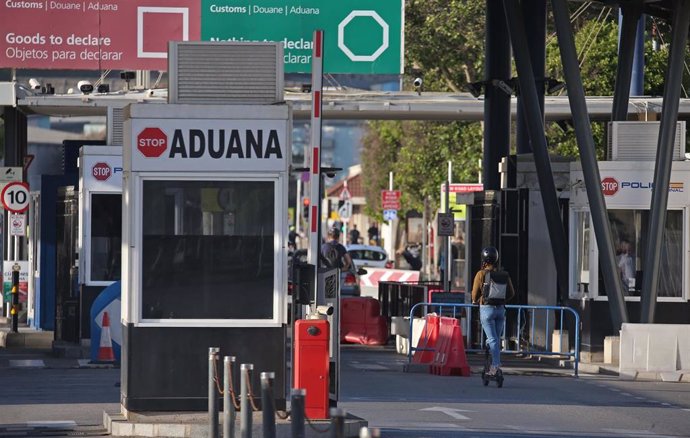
[240, 364, 253, 438]
[329, 408, 346, 438]
[208, 348, 220, 438]
[223, 356, 236, 438]
[290, 388, 306, 438]
[260, 372, 276, 438]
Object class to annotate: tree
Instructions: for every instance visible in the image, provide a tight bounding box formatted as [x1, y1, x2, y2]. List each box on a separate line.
[362, 1, 486, 217]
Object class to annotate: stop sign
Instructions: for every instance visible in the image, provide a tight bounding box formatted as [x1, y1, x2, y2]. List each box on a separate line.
[92, 162, 112, 181]
[137, 127, 168, 158]
[601, 177, 619, 196]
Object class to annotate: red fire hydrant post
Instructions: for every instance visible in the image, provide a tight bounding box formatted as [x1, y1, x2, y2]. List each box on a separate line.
[293, 319, 330, 420]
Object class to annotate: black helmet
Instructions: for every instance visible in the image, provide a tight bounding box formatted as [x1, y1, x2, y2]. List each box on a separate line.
[481, 246, 499, 265]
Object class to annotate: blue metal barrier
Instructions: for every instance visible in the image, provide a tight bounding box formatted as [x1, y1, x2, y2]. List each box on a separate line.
[407, 302, 581, 376]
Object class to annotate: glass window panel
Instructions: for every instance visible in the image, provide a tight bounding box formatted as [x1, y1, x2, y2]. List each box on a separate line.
[90, 194, 122, 282]
[598, 209, 682, 298]
[141, 180, 275, 319]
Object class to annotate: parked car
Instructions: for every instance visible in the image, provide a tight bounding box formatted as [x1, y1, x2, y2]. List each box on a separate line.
[347, 244, 389, 269]
[289, 248, 365, 297]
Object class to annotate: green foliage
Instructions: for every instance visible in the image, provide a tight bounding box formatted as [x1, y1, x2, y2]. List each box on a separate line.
[361, 120, 482, 217]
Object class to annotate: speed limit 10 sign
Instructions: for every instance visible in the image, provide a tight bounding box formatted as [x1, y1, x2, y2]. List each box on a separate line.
[1, 182, 30, 213]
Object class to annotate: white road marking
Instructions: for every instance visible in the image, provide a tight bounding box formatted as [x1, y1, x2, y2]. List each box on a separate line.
[603, 429, 676, 437]
[621, 392, 632, 396]
[635, 397, 646, 400]
[349, 363, 389, 370]
[420, 406, 473, 421]
[609, 388, 621, 392]
[8, 359, 45, 368]
[26, 421, 76, 428]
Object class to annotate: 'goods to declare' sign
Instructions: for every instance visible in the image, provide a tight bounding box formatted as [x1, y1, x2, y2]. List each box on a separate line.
[0, 0, 200, 70]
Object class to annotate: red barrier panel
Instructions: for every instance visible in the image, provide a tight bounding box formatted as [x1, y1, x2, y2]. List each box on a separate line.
[293, 320, 330, 419]
[430, 317, 470, 377]
[341, 297, 388, 345]
[411, 314, 440, 365]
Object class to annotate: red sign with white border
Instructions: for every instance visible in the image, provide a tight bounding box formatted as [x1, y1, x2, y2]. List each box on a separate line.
[0, 0, 200, 70]
[601, 177, 619, 196]
[381, 190, 401, 210]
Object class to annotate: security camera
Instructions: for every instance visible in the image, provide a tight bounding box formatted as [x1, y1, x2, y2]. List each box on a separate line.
[316, 305, 334, 316]
[28, 78, 41, 90]
[413, 77, 423, 89]
[78, 80, 94, 95]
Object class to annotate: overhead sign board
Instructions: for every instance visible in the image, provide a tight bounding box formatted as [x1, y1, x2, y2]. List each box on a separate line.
[381, 190, 401, 210]
[201, 0, 403, 74]
[0, 0, 200, 70]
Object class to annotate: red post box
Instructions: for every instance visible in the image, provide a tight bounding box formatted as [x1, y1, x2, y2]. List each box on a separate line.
[293, 319, 330, 419]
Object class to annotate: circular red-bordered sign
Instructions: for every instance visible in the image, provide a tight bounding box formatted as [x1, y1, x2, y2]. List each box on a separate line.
[601, 177, 619, 196]
[1, 182, 30, 213]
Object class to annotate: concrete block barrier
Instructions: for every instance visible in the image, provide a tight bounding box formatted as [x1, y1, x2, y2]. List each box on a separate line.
[619, 323, 690, 381]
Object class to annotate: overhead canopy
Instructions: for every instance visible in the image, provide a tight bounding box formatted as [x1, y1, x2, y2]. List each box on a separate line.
[14, 88, 690, 122]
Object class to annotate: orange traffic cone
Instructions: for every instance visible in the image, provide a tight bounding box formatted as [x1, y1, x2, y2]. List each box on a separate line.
[97, 311, 115, 362]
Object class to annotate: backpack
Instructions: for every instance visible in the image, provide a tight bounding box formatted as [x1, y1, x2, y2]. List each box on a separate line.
[323, 242, 342, 269]
[482, 269, 509, 305]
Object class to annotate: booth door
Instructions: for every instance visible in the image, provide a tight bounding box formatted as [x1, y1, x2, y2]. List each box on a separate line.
[55, 187, 79, 343]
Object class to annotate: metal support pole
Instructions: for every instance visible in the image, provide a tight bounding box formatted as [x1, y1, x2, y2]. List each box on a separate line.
[260, 372, 276, 438]
[551, 0, 629, 330]
[223, 356, 236, 438]
[290, 389, 306, 438]
[516, 0, 546, 154]
[641, 0, 690, 323]
[445, 162, 452, 292]
[11, 267, 19, 332]
[208, 348, 220, 438]
[329, 408, 346, 438]
[240, 364, 253, 438]
[483, 0, 512, 190]
[613, 3, 643, 121]
[503, 0, 570, 303]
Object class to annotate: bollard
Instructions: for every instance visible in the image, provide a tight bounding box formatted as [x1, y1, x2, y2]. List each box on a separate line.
[223, 356, 236, 438]
[329, 408, 346, 438]
[261, 372, 276, 438]
[290, 388, 306, 438]
[208, 348, 220, 438]
[240, 364, 253, 438]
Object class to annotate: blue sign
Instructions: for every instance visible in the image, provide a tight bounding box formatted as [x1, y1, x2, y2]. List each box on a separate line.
[383, 209, 397, 221]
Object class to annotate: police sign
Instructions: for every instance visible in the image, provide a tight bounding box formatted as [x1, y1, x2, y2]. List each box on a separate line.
[129, 118, 289, 172]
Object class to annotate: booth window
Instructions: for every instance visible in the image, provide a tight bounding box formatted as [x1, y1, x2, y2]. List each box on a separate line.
[598, 209, 682, 298]
[90, 194, 122, 282]
[141, 180, 275, 320]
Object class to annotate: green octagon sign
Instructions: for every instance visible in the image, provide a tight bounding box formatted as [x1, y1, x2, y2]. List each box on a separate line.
[201, 0, 403, 74]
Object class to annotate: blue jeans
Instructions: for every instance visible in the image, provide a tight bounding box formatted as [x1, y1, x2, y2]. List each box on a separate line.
[480, 305, 506, 367]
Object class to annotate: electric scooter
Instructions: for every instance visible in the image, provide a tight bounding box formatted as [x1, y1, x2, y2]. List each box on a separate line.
[481, 345, 504, 388]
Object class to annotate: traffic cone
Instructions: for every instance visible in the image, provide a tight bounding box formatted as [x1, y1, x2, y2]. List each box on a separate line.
[97, 311, 115, 362]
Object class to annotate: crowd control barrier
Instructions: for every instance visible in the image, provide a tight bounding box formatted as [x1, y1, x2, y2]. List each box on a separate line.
[407, 302, 581, 376]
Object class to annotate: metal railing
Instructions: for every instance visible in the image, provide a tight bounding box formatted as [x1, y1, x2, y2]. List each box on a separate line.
[407, 302, 581, 376]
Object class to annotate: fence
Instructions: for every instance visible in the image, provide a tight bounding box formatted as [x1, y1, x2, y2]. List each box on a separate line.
[407, 302, 581, 376]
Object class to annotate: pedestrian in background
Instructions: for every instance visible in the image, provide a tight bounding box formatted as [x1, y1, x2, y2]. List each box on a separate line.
[349, 224, 360, 245]
[471, 246, 515, 376]
[367, 223, 380, 246]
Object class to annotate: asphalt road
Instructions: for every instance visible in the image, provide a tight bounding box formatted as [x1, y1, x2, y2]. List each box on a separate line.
[0, 346, 688, 437]
[339, 347, 690, 438]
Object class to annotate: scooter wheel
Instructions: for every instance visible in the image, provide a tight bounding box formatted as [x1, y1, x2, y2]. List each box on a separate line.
[497, 375, 504, 388]
[481, 372, 489, 386]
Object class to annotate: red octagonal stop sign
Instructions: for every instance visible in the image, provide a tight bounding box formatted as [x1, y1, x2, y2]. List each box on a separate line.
[92, 162, 112, 181]
[137, 127, 168, 158]
[601, 177, 619, 196]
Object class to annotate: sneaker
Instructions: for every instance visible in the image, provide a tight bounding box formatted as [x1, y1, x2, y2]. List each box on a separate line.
[487, 365, 498, 376]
